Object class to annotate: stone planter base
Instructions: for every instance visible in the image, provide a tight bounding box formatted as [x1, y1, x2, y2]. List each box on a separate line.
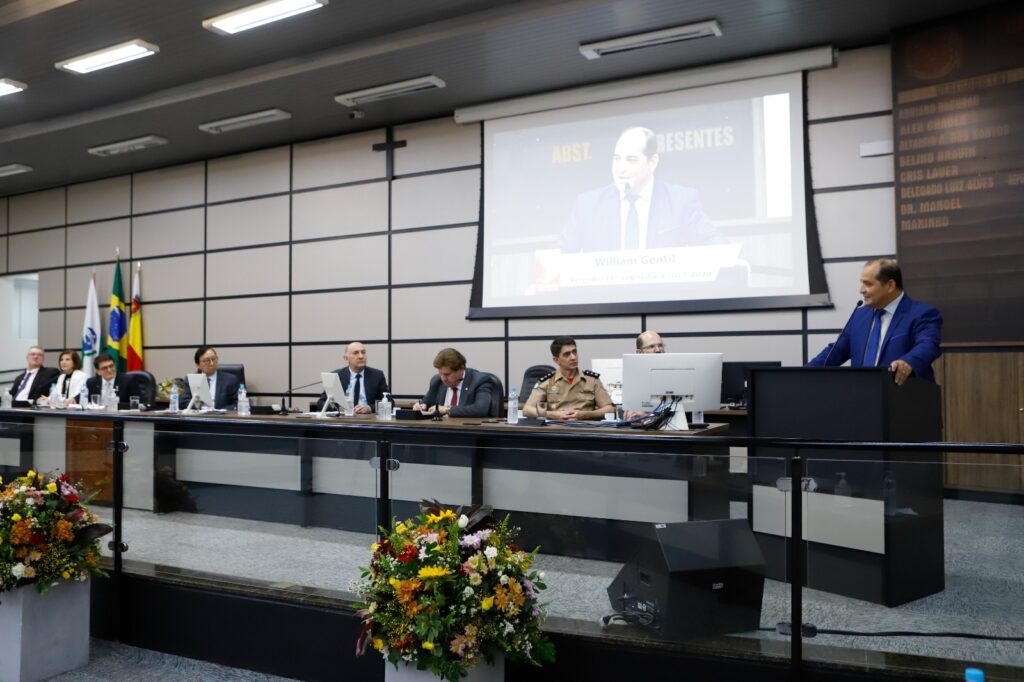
[385, 653, 504, 682]
[0, 579, 91, 682]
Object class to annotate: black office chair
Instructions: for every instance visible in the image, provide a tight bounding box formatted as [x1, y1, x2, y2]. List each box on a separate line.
[219, 364, 247, 388]
[125, 371, 157, 405]
[518, 364, 555, 406]
[481, 372, 504, 418]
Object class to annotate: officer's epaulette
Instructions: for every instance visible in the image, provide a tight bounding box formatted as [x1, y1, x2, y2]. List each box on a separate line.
[583, 369, 600, 379]
[537, 371, 556, 383]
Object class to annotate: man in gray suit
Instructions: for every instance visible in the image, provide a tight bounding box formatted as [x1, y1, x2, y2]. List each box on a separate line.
[412, 348, 500, 418]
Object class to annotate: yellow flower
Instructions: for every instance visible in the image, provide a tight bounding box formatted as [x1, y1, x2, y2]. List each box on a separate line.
[46, 482, 58, 493]
[11, 513, 21, 522]
[426, 509, 456, 524]
[389, 577, 401, 589]
[422, 641, 435, 651]
[370, 543, 380, 552]
[417, 566, 452, 579]
[26, 470, 36, 479]
[62, 571, 71, 579]
[396, 523, 408, 534]
[372, 638, 385, 651]
[481, 596, 494, 611]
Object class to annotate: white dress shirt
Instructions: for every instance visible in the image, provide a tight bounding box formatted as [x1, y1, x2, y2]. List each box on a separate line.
[445, 379, 464, 408]
[15, 369, 37, 401]
[871, 292, 905, 365]
[207, 373, 217, 406]
[619, 180, 655, 249]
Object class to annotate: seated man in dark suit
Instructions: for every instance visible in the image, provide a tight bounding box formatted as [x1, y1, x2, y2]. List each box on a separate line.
[84, 352, 132, 403]
[180, 345, 240, 410]
[560, 127, 729, 252]
[413, 348, 500, 418]
[807, 259, 942, 385]
[315, 342, 390, 414]
[10, 346, 60, 404]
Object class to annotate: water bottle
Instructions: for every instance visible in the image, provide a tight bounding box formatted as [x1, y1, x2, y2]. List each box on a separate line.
[169, 384, 179, 413]
[79, 385, 88, 409]
[49, 383, 60, 409]
[108, 386, 119, 411]
[506, 387, 519, 424]
[965, 668, 985, 682]
[344, 381, 355, 417]
[237, 384, 250, 416]
[2, 389, 12, 409]
[378, 393, 392, 421]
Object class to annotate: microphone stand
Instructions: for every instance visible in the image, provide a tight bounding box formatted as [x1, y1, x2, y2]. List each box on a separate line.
[822, 300, 865, 367]
[283, 379, 325, 413]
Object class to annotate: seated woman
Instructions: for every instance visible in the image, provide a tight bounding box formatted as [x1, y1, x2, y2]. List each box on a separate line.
[39, 350, 87, 405]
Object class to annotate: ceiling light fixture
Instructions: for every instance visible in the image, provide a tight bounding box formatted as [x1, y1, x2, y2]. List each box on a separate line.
[199, 108, 292, 134]
[88, 135, 168, 157]
[579, 20, 722, 60]
[56, 39, 159, 74]
[0, 78, 27, 97]
[334, 75, 445, 107]
[0, 163, 33, 177]
[203, 0, 328, 35]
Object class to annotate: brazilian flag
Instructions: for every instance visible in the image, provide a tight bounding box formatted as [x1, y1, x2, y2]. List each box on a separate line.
[107, 259, 128, 372]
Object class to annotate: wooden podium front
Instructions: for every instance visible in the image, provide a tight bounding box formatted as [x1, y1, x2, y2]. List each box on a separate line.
[66, 418, 114, 504]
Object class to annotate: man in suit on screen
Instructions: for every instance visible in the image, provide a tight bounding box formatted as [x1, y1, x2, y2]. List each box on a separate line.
[807, 259, 942, 384]
[560, 126, 729, 253]
[315, 342, 390, 414]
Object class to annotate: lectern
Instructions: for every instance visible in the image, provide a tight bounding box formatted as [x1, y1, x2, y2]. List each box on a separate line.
[748, 368, 943, 606]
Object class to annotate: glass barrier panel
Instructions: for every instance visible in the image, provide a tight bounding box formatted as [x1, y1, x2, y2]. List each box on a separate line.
[388, 438, 791, 665]
[804, 451, 1024, 681]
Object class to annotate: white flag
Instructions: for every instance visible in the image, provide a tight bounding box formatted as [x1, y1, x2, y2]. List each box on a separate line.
[81, 276, 102, 377]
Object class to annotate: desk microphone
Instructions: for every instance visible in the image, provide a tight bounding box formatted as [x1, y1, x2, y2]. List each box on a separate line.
[282, 379, 326, 412]
[822, 300, 863, 367]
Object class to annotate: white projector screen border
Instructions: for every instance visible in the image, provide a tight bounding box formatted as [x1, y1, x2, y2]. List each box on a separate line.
[468, 70, 830, 319]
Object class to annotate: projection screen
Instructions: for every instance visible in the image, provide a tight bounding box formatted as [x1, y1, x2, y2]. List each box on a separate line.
[469, 71, 830, 318]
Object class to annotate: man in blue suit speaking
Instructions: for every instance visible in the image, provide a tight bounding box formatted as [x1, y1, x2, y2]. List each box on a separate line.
[560, 126, 729, 252]
[807, 259, 942, 385]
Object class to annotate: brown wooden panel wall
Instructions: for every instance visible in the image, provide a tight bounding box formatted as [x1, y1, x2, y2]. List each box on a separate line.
[942, 351, 1024, 493]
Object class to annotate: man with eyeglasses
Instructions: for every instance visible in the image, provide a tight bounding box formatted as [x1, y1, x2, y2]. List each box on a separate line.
[181, 345, 240, 410]
[636, 331, 666, 354]
[9, 346, 60, 405]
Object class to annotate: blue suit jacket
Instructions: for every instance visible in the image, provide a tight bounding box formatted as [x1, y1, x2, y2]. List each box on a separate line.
[560, 180, 728, 253]
[807, 295, 942, 382]
[420, 367, 501, 418]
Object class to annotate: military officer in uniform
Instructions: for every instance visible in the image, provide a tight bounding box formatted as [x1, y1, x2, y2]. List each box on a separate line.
[523, 336, 614, 420]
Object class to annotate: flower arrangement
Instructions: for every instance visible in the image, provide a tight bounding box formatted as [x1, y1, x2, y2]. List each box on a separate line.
[0, 470, 112, 594]
[156, 378, 185, 402]
[356, 502, 555, 681]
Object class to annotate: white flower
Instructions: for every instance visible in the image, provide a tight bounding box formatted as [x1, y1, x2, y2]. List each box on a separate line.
[538, 571, 545, 580]
[24, 497, 35, 506]
[458, 514, 469, 529]
[499, 574, 509, 585]
[11, 564, 25, 578]
[484, 546, 498, 559]
[463, 586, 474, 597]
[503, 621, 515, 635]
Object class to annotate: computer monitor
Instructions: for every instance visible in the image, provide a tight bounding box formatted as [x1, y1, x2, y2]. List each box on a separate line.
[319, 372, 353, 416]
[721, 361, 782, 405]
[622, 353, 723, 426]
[591, 358, 623, 404]
[185, 373, 214, 411]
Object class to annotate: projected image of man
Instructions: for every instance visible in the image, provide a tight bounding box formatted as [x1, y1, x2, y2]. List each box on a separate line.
[560, 127, 728, 252]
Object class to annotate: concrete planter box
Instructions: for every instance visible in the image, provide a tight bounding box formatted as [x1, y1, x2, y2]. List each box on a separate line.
[0, 579, 90, 682]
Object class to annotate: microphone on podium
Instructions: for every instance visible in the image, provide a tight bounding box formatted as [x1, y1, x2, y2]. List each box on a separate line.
[280, 379, 325, 413]
[822, 300, 864, 367]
